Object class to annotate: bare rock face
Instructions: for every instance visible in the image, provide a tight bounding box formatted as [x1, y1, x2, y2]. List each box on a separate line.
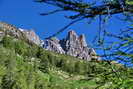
[78, 34, 87, 47]
[43, 30, 98, 61]
[21, 29, 41, 45]
[43, 37, 65, 54]
[0, 22, 41, 46]
[60, 30, 97, 61]
[64, 30, 81, 57]
[0, 22, 23, 38]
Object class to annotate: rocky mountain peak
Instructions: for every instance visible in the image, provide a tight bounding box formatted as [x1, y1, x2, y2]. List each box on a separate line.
[68, 30, 77, 36]
[67, 30, 78, 41]
[43, 30, 98, 61]
[0, 22, 98, 61]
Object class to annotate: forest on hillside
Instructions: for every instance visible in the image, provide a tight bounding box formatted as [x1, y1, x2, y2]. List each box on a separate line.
[0, 33, 132, 89]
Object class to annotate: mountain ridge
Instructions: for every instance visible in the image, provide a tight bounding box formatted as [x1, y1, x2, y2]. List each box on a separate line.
[0, 21, 98, 61]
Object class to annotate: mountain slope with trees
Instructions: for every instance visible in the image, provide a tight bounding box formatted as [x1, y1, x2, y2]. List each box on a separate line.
[0, 27, 133, 89]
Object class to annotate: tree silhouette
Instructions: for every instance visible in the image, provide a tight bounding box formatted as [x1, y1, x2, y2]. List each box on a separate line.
[35, 0, 133, 17]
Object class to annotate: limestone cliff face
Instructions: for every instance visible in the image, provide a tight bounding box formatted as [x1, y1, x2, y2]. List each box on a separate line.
[43, 30, 98, 61]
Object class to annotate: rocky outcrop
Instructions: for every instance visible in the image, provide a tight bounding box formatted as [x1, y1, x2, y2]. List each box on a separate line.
[0, 22, 24, 38]
[0, 22, 41, 45]
[20, 29, 41, 45]
[61, 30, 97, 61]
[43, 37, 65, 54]
[43, 30, 98, 61]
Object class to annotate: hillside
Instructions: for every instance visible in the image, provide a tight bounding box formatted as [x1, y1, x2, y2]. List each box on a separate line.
[0, 23, 133, 89]
[0, 21, 98, 61]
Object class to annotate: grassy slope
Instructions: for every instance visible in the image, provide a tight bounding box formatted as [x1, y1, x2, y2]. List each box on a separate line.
[0, 36, 133, 89]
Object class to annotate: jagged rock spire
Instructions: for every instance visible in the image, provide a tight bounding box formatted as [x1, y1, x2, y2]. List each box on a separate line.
[43, 30, 98, 61]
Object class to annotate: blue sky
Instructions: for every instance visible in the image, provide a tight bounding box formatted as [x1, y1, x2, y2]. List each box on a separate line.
[0, 0, 129, 46]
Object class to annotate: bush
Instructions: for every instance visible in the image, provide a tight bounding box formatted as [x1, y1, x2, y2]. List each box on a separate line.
[2, 36, 15, 49]
[14, 40, 28, 56]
